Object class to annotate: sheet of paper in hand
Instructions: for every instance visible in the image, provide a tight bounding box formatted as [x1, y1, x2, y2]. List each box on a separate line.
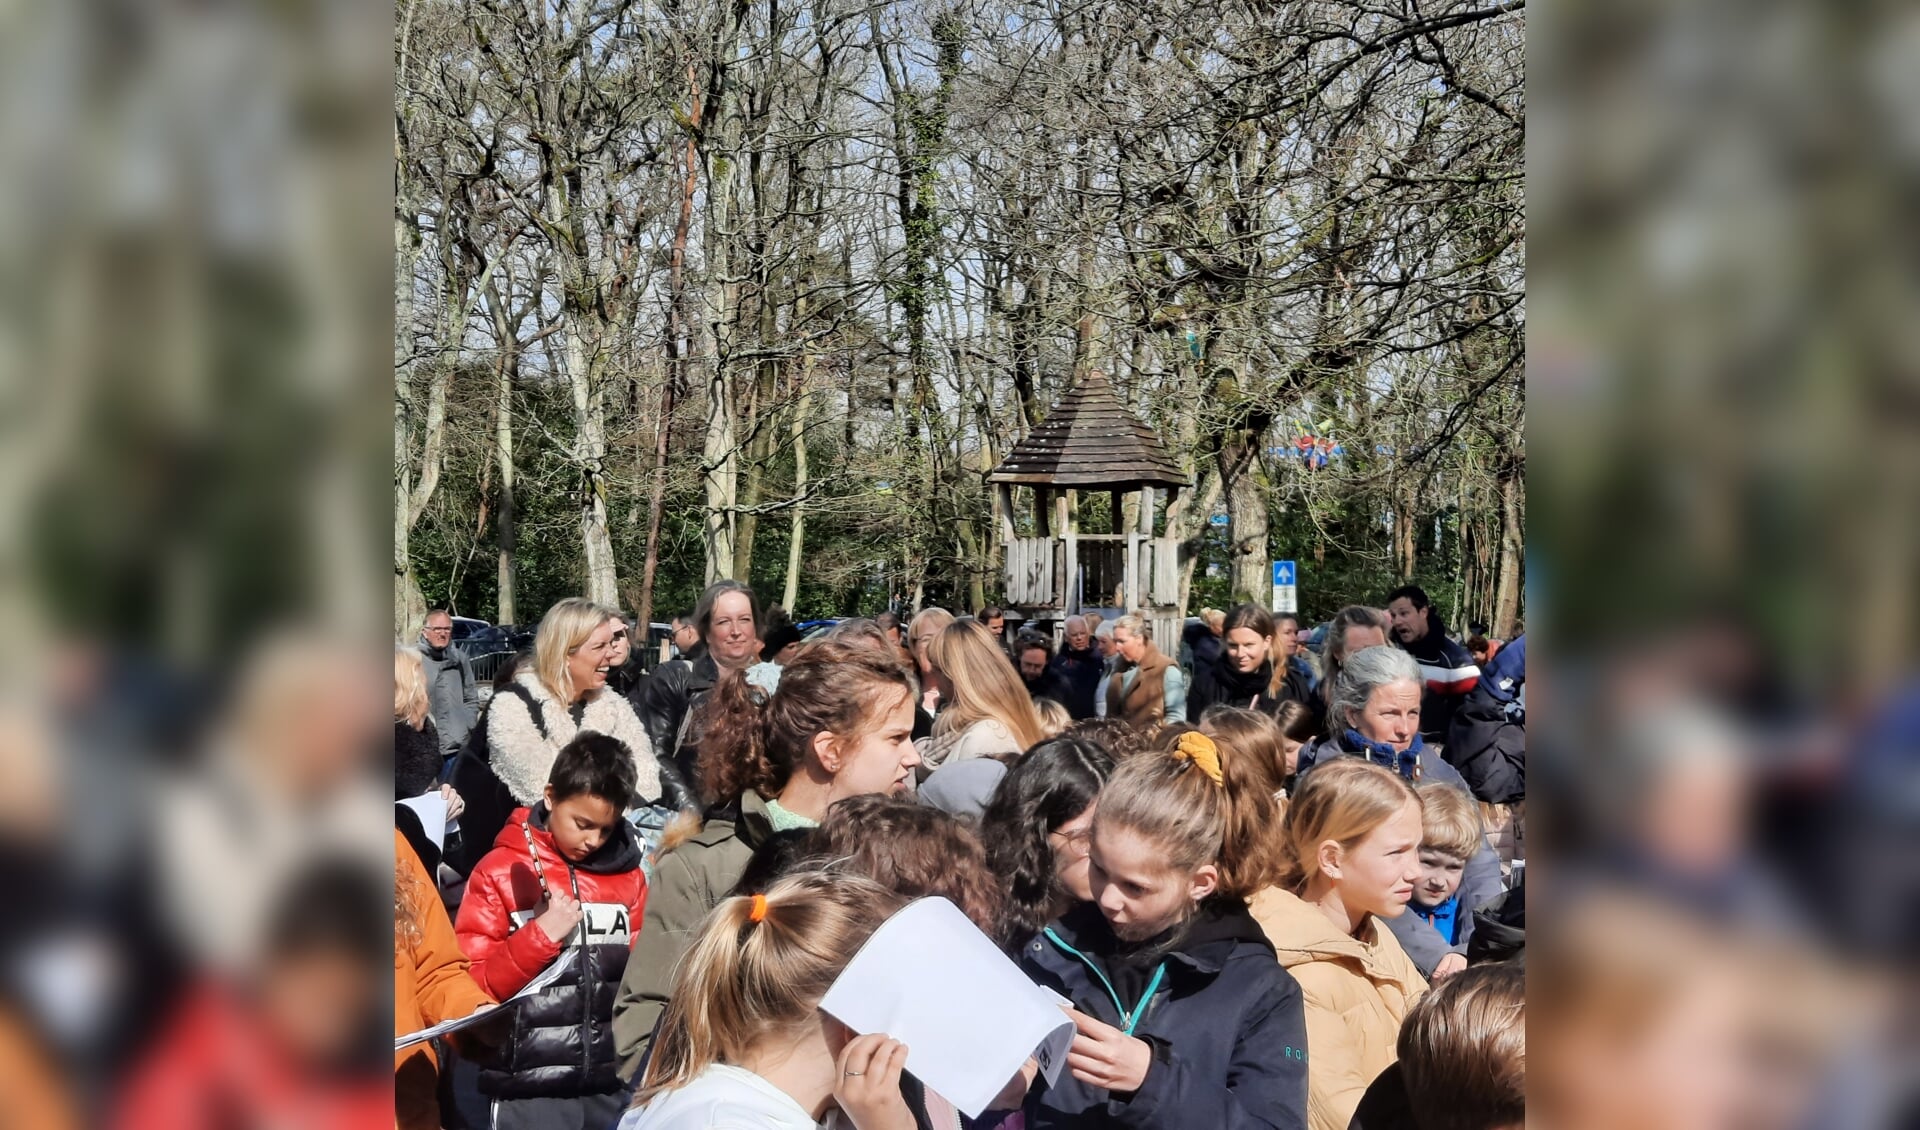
[394, 945, 577, 1051]
[819, 897, 1074, 1118]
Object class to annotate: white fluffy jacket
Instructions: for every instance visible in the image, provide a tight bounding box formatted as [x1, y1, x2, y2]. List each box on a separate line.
[485, 671, 660, 806]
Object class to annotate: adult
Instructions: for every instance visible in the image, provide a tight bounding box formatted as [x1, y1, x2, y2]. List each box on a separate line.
[1183, 608, 1226, 671]
[418, 609, 479, 758]
[1384, 585, 1481, 743]
[1293, 646, 1503, 978]
[611, 640, 920, 1079]
[977, 605, 1011, 655]
[1268, 613, 1318, 709]
[602, 613, 646, 697]
[1092, 619, 1118, 717]
[1249, 759, 1428, 1130]
[454, 598, 659, 874]
[393, 646, 444, 800]
[668, 613, 703, 662]
[977, 736, 1116, 945]
[633, 580, 763, 813]
[1050, 614, 1104, 720]
[1441, 633, 1526, 805]
[1105, 615, 1186, 728]
[1189, 603, 1300, 718]
[906, 606, 957, 722]
[1016, 631, 1074, 711]
[1319, 605, 1392, 735]
[874, 610, 914, 669]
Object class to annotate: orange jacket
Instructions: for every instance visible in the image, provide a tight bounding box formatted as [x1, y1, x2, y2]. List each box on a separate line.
[395, 829, 493, 1073]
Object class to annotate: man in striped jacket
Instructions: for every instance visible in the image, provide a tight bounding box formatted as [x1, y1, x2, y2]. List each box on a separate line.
[1385, 585, 1481, 745]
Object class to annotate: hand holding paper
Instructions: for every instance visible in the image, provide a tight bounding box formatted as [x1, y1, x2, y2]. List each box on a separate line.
[819, 897, 1075, 1119]
[832, 1034, 915, 1130]
[1064, 1007, 1152, 1093]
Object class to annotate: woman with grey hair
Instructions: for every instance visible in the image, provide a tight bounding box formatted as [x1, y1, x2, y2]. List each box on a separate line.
[1294, 644, 1505, 980]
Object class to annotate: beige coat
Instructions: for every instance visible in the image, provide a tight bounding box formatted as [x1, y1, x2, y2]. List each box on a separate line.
[1248, 888, 1428, 1130]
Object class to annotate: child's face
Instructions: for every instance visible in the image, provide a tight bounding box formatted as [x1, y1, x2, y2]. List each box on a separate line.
[1413, 847, 1466, 908]
[1279, 737, 1305, 778]
[545, 789, 621, 862]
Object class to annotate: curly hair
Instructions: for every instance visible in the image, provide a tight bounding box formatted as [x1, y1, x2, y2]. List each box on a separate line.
[978, 736, 1115, 944]
[810, 793, 1007, 945]
[695, 638, 916, 807]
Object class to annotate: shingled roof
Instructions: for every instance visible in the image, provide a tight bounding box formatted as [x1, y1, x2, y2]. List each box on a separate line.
[987, 370, 1189, 488]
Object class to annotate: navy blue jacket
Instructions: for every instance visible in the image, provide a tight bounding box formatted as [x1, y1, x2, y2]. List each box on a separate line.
[1049, 646, 1105, 720]
[1019, 900, 1309, 1130]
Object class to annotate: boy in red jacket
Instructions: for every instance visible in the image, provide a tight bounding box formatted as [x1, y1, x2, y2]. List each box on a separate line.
[455, 732, 648, 1130]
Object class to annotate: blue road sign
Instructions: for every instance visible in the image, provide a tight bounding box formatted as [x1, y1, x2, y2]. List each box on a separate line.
[1272, 561, 1296, 586]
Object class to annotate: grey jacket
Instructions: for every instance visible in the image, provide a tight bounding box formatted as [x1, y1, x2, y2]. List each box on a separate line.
[419, 639, 480, 755]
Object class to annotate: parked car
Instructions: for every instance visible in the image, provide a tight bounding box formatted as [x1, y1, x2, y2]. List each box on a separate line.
[797, 618, 843, 640]
[450, 616, 510, 655]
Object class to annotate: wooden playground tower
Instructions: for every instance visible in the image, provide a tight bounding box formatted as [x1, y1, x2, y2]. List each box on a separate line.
[987, 371, 1189, 644]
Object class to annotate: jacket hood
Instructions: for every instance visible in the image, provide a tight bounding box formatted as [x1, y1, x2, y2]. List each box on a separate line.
[494, 801, 645, 875]
[1249, 887, 1409, 980]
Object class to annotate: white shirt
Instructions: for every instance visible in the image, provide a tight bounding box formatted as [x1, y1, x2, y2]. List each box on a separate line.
[619, 1064, 848, 1130]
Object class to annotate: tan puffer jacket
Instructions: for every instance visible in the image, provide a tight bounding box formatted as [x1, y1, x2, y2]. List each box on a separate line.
[1248, 888, 1429, 1130]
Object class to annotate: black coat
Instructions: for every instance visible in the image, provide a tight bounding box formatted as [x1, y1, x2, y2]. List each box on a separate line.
[395, 717, 443, 800]
[1019, 901, 1309, 1130]
[1050, 646, 1105, 720]
[1186, 656, 1313, 720]
[1398, 615, 1481, 743]
[1025, 667, 1075, 712]
[629, 655, 717, 812]
[1440, 687, 1525, 804]
[476, 806, 646, 1100]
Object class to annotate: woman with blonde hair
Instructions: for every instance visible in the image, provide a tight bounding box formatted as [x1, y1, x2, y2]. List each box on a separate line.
[1105, 615, 1186, 729]
[394, 647, 442, 799]
[450, 598, 659, 874]
[1249, 758, 1428, 1130]
[906, 606, 956, 715]
[622, 871, 912, 1130]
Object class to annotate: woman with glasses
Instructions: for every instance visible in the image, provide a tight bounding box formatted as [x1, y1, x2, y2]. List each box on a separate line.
[977, 736, 1116, 949]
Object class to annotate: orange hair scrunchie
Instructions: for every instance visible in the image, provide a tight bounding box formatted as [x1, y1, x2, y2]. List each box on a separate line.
[1172, 731, 1225, 788]
[748, 893, 769, 923]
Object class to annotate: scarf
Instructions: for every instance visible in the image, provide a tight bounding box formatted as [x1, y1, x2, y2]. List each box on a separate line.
[1342, 728, 1425, 782]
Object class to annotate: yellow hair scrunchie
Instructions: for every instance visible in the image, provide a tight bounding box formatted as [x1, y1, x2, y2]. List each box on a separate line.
[1172, 731, 1226, 788]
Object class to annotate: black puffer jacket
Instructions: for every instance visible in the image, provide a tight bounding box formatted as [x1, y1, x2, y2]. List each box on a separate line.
[1188, 657, 1307, 719]
[460, 805, 648, 1100]
[1440, 687, 1525, 804]
[1020, 900, 1309, 1130]
[394, 717, 443, 799]
[629, 655, 717, 812]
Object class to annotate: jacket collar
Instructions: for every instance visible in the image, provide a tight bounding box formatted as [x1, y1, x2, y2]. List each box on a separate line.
[1250, 887, 1414, 983]
[1339, 728, 1425, 782]
[500, 801, 644, 875]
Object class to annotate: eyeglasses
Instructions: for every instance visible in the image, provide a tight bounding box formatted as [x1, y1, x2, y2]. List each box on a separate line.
[424, 626, 452, 634]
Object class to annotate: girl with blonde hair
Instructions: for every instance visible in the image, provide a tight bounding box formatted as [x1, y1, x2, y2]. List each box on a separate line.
[623, 871, 912, 1130]
[395, 648, 462, 825]
[921, 619, 1046, 767]
[1018, 729, 1306, 1129]
[1249, 758, 1428, 1130]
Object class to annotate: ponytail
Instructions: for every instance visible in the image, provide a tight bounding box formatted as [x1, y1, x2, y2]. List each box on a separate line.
[696, 639, 916, 808]
[637, 870, 905, 1105]
[1093, 727, 1281, 899]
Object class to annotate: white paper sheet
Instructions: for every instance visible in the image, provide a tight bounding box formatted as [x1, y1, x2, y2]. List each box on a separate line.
[399, 792, 448, 852]
[394, 944, 577, 1051]
[820, 897, 1074, 1119]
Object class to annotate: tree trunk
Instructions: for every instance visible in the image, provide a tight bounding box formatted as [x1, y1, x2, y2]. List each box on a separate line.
[1225, 443, 1270, 605]
[1493, 456, 1523, 637]
[782, 380, 810, 611]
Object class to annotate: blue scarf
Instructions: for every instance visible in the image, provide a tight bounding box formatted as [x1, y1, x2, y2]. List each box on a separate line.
[1411, 893, 1462, 945]
[1342, 728, 1425, 782]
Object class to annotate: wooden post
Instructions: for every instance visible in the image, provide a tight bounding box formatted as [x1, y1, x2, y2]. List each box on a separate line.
[1067, 491, 1082, 617]
[995, 483, 1017, 545]
[1056, 491, 1076, 614]
[1109, 490, 1125, 535]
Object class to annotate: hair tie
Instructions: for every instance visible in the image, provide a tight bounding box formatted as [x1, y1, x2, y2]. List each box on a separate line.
[748, 893, 768, 924]
[1172, 732, 1226, 788]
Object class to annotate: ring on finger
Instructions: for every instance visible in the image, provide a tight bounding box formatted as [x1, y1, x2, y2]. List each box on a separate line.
[844, 1069, 865, 1077]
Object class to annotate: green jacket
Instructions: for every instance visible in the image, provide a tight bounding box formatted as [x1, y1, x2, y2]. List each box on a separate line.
[612, 790, 775, 1081]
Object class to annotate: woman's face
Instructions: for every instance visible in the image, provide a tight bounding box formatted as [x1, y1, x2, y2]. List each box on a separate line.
[1089, 822, 1214, 941]
[822, 690, 920, 798]
[566, 619, 615, 700]
[911, 626, 940, 678]
[1049, 801, 1098, 902]
[1223, 627, 1271, 673]
[1113, 626, 1148, 665]
[706, 592, 760, 669]
[605, 618, 631, 667]
[1355, 679, 1422, 750]
[1328, 797, 1422, 919]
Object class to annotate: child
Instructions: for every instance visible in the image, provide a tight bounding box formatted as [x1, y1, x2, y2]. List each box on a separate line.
[455, 732, 650, 1130]
[1020, 730, 1308, 1130]
[1397, 963, 1524, 1130]
[623, 871, 911, 1130]
[1408, 783, 1483, 980]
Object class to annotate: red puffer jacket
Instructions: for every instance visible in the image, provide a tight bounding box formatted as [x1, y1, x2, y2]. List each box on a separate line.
[454, 804, 648, 1097]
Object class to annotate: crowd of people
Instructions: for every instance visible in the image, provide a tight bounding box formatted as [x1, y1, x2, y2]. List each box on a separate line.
[393, 582, 1527, 1130]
